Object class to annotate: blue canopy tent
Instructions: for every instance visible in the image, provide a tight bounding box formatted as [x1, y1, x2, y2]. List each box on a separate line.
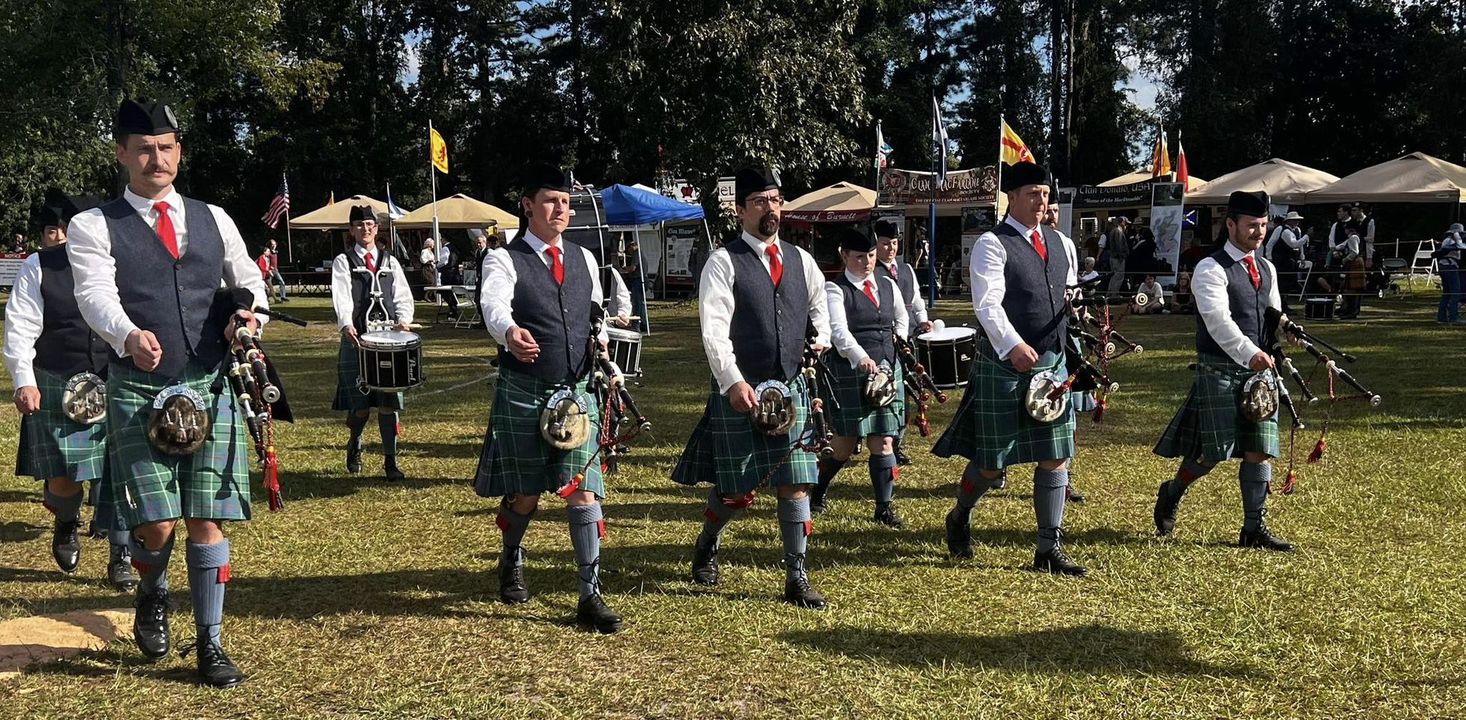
[601, 184, 712, 328]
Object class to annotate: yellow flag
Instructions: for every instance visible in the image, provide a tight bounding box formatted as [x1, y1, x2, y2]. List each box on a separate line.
[1000, 121, 1035, 165]
[430, 127, 449, 174]
[1150, 131, 1172, 177]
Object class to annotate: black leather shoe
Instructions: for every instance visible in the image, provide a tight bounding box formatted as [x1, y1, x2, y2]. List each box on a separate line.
[109, 545, 138, 592]
[1034, 546, 1087, 577]
[498, 547, 530, 604]
[894, 447, 913, 467]
[1239, 524, 1295, 552]
[873, 503, 904, 529]
[86, 518, 107, 540]
[990, 472, 1008, 491]
[945, 508, 973, 559]
[1066, 484, 1086, 504]
[133, 588, 172, 661]
[576, 593, 624, 634]
[690, 540, 719, 586]
[52, 519, 82, 574]
[384, 456, 405, 482]
[783, 572, 827, 610]
[1154, 480, 1183, 536]
[809, 476, 832, 516]
[182, 639, 247, 689]
[346, 443, 362, 474]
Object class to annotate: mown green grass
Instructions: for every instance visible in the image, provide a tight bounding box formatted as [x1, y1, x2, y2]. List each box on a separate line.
[2, 293, 1463, 718]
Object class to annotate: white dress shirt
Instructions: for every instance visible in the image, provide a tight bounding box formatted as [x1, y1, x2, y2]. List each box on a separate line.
[699, 232, 832, 394]
[3, 254, 46, 389]
[605, 266, 633, 318]
[1331, 233, 1361, 261]
[1266, 226, 1306, 261]
[878, 260, 928, 329]
[436, 243, 451, 268]
[825, 271, 908, 369]
[66, 186, 269, 357]
[968, 215, 1080, 360]
[479, 231, 607, 346]
[1192, 241, 1282, 367]
[331, 243, 416, 330]
[1137, 280, 1166, 305]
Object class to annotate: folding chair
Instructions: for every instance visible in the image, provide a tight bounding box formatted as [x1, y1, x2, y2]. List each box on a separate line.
[451, 285, 479, 328]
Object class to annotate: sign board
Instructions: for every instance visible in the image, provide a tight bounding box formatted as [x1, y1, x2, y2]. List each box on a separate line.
[877, 166, 998, 207]
[717, 177, 736, 213]
[663, 224, 699, 277]
[0, 253, 28, 288]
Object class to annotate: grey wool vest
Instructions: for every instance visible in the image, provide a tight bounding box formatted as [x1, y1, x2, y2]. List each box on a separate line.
[728, 239, 809, 384]
[342, 247, 399, 333]
[102, 196, 229, 378]
[35, 245, 109, 377]
[833, 273, 897, 366]
[877, 260, 917, 316]
[993, 221, 1070, 355]
[1197, 247, 1274, 358]
[500, 238, 593, 384]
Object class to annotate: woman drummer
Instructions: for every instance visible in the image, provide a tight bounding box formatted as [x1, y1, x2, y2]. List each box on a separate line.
[331, 204, 416, 480]
[809, 228, 909, 527]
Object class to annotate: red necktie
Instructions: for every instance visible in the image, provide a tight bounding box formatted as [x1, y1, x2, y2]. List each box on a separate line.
[863, 279, 879, 308]
[1030, 229, 1048, 263]
[546, 246, 564, 285]
[153, 201, 179, 259]
[364, 251, 376, 272]
[766, 243, 783, 287]
[1242, 254, 1261, 289]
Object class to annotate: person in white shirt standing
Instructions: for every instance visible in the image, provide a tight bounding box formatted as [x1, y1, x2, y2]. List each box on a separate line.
[671, 167, 833, 609]
[331, 205, 415, 481]
[66, 100, 269, 688]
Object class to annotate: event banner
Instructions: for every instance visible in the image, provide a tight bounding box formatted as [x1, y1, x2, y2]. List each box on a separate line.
[1074, 181, 1154, 210]
[878, 166, 997, 207]
[1056, 187, 1076, 241]
[1150, 182, 1185, 283]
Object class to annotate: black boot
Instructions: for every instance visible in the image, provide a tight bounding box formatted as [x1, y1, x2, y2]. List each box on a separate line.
[782, 556, 826, 610]
[384, 455, 405, 482]
[873, 502, 904, 529]
[944, 507, 973, 559]
[108, 543, 138, 592]
[894, 444, 913, 467]
[809, 483, 829, 516]
[1066, 483, 1086, 504]
[51, 519, 82, 574]
[1033, 545, 1087, 577]
[576, 593, 624, 634]
[498, 546, 530, 604]
[183, 639, 247, 689]
[990, 471, 1008, 491]
[133, 588, 172, 661]
[1153, 480, 1185, 536]
[690, 538, 719, 586]
[345, 442, 362, 474]
[1239, 524, 1295, 552]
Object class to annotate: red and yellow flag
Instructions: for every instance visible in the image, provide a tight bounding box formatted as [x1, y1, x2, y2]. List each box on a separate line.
[1000, 120, 1035, 165]
[430, 127, 449, 174]
[1150, 129, 1172, 177]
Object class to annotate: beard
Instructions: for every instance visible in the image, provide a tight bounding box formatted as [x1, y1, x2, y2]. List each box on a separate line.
[758, 212, 780, 238]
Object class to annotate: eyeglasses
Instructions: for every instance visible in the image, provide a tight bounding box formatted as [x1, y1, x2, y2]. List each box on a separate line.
[744, 195, 784, 208]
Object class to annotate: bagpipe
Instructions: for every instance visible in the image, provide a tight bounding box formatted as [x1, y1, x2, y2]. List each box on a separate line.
[1051, 279, 1146, 423]
[798, 321, 837, 459]
[555, 306, 653, 497]
[1261, 307, 1381, 493]
[892, 331, 947, 436]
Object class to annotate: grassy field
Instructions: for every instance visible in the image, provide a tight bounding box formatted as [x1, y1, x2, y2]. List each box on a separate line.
[1, 293, 1464, 719]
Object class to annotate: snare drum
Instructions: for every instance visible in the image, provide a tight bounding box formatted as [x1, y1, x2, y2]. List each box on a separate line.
[358, 331, 425, 392]
[1305, 297, 1334, 321]
[916, 326, 977, 388]
[606, 327, 643, 377]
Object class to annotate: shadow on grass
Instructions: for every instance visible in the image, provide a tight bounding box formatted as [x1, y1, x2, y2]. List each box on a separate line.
[0, 520, 47, 543]
[0, 490, 38, 503]
[779, 623, 1263, 678]
[267, 471, 471, 501]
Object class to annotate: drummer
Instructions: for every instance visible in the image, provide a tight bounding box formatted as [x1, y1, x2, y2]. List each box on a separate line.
[872, 218, 929, 467]
[932, 161, 1086, 576]
[331, 204, 415, 481]
[809, 228, 908, 526]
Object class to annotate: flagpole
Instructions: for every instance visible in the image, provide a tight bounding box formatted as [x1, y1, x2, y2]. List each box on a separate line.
[928, 97, 940, 307]
[997, 113, 1005, 217]
[283, 173, 294, 264]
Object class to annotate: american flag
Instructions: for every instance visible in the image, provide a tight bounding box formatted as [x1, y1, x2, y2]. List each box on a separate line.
[261, 176, 290, 229]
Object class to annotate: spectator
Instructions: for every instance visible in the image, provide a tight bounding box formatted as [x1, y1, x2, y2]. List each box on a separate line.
[256, 238, 288, 303]
[1078, 256, 1099, 285]
[1337, 225, 1365, 319]
[471, 233, 490, 308]
[1172, 271, 1195, 314]
[1435, 222, 1464, 324]
[436, 237, 461, 320]
[1350, 203, 1376, 269]
[1105, 216, 1131, 294]
[1133, 274, 1165, 314]
[420, 237, 439, 302]
[8, 233, 26, 253]
[618, 236, 647, 330]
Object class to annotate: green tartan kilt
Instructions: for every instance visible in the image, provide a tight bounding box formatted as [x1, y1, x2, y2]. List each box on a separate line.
[671, 374, 819, 496]
[823, 357, 906, 439]
[1153, 353, 1280, 464]
[332, 339, 405, 412]
[473, 367, 604, 498]
[107, 360, 251, 528]
[932, 339, 1076, 469]
[14, 368, 107, 483]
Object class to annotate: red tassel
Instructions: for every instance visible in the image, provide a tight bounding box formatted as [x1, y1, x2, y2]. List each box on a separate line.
[556, 474, 583, 499]
[916, 416, 931, 437]
[1281, 470, 1298, 495]
[217, 564, 232, 584]
[892, 466, 901, 482]
[721, 491, 757, 510]
[596, 518, 606, 539]
[396, 420, 403, 438]
[1307, 438, 1326, 464]
[803, 520, 814, 537]
[264, 450, 284, 512]
[1092, 400, 1106, 424]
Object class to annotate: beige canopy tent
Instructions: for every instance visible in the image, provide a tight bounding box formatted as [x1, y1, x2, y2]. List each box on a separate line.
[1307, 152, 1466, 204]
[1186, 158, 1339, 205]
[395, 193, 521, 230]
[288, 195, 390, 230]
[1096, 170, 1208, 191]
[783, 182, 877, 222]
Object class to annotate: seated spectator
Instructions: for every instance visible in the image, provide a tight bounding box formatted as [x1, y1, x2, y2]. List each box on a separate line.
[1133, 274, 1166, 314]
[1172, 271, 1195, 314]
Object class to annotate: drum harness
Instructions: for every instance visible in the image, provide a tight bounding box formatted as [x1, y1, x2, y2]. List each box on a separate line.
[357, 252, 401, 394]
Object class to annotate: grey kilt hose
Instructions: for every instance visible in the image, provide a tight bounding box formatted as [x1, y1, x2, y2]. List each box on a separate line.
[107, 360, 251, 529]
[671, 375, 819, 496]
[932, 339, 1076, 469]
[473, 367, 605, 499]
[15, 368, 108, 483]
[332, 339, 405, 412]
[1154, 353, 1280, 465]
[824, 358, 906, 439]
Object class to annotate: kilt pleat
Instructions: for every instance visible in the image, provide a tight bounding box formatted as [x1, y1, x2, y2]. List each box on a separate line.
[932, 339, 1076, 469]
[1153, 353, 1280, 464]
[332, 339, 405, 412]
[671, 375, 819, 495]
[473, 367, 604, 499]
